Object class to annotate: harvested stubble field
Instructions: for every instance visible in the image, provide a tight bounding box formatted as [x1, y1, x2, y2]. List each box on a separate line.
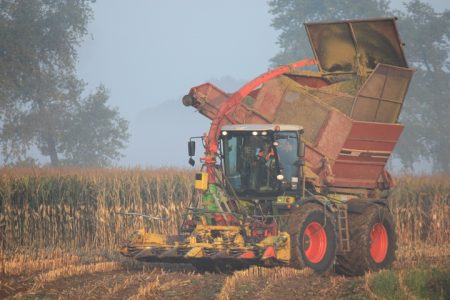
[0, 168, 449, 299]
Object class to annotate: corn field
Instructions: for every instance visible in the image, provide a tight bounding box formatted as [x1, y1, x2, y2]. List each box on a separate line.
[388, 175, 450, 259]
[0, 168, 193, 251]
[0, 168, 449, 253]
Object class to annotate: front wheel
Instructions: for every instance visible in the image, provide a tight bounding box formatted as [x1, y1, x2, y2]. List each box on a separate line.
[336, 204, 397, 276]
[288, 203, 337, 273]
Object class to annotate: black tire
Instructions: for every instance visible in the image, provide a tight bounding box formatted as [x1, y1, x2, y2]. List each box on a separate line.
[288, 203, 337, 274]
[335, 204, 397, 276]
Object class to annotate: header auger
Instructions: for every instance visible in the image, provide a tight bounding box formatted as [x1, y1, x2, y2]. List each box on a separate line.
[120, 18, 413, 275]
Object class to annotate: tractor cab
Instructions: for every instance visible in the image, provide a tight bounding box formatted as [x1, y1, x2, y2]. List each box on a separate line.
[220, 124, 304, 198]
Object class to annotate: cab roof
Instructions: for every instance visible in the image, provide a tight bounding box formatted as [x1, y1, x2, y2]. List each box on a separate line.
[221, 124, 304, 132]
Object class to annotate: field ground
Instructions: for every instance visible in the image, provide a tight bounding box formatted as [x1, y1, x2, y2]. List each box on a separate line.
[1, 247, 449, 300]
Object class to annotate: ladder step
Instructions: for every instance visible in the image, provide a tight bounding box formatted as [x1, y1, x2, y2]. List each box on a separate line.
[336, 203, 350, 253]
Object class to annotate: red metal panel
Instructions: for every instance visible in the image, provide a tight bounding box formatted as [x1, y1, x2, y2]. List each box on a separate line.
[351, 64, 414, 123]
[250, 77, 286, 122]
[314, 109, 353, 165]
[343, 121, 404, 151]
[188, 83, 229, 120]
[331, 122, 404, 188]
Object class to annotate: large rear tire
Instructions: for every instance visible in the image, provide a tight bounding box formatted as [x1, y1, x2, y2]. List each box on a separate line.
[288, 203, 337, 274]
[335, 204, 397, 276]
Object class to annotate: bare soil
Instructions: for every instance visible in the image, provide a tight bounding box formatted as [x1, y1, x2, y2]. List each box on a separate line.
[1, 262, 367, 300]
[1, 256, 448, 299]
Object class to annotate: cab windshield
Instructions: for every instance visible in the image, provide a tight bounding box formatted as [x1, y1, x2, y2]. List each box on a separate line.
[222, 131, 299, 196]
[274, 131, 299, 183]
[223, 132, 278, 195]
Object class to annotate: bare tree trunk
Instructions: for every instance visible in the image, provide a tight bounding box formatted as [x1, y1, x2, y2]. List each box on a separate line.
[45, 134, 59, 166]
[36, 99, 59, 166]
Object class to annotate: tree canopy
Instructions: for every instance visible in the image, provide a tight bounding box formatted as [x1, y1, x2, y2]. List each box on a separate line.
[0, 0, 129, 167]
[395, 1, 450, 172]
[269, 0, 450, 172]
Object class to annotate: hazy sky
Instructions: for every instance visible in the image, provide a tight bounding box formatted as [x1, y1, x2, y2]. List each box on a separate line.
[77, 1, 279, 120]
[76, 0, 449, 167]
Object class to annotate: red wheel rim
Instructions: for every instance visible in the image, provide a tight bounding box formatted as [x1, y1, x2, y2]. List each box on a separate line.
[370, 223, 388, 263]
[303, 222, 327, 263]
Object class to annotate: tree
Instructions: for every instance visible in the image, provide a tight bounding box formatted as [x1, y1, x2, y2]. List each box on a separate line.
[0, 0, 129, 166]
[268, 0, 450, 173]
[60, 85, 129, 167]
[0, 0, 91, 99]
[394, 1, 450, 172]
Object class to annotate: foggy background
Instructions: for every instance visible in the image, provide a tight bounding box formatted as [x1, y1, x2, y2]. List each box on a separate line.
[76, 0, 449, 168]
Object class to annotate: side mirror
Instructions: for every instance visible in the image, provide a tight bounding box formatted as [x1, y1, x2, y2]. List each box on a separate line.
[188, 140, 196, 157]
[188, 157, 195, 167]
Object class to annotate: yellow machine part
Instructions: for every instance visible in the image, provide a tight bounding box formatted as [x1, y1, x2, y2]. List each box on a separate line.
[122, 224, 292, 264]
[257, 233, 291, 262]
[195, 172, 208, 190]
[276, 196, 295, 205]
